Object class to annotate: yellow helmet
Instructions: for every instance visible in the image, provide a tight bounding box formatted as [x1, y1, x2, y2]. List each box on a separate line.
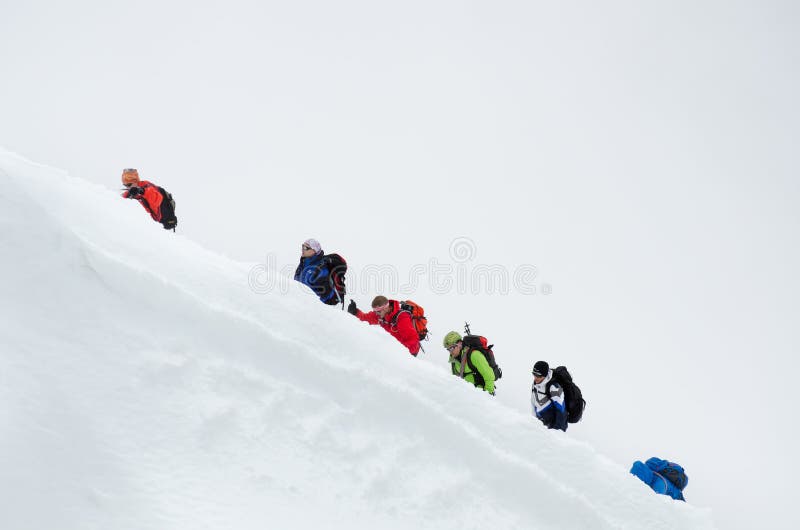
[443, 331, 462, 349]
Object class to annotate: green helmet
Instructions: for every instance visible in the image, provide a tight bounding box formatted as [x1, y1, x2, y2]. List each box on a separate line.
[443, 331, 462, 349]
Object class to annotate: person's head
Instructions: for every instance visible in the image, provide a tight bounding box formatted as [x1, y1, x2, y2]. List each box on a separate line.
[121, 168, 140, 187]
[443, 331, 463, 357]
[371, 295, 391, 318]
[532, 361, 549, 384]
[301, 238, 322, 257]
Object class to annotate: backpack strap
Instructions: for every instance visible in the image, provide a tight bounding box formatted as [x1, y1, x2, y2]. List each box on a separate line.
[389, 302, 402, 325]
[463, 349, 486, 388]
[653, 471, 671, 494]
[388, 303, 409, 328]
[457, 346, 469, 377]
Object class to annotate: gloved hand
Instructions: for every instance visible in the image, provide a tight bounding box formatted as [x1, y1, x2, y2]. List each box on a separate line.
[347, 299, 358, 315]
[162, 218, 177, 230]
[126, 186, 144, 198]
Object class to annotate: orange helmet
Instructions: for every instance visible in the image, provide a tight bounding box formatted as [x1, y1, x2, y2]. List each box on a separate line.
[121, 168, 140, 186]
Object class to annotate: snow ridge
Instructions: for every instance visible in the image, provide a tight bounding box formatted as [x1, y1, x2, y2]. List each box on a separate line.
[0, 149, 715, 530]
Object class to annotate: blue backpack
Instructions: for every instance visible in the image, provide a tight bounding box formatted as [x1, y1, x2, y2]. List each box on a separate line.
[647, 458, 688, 491]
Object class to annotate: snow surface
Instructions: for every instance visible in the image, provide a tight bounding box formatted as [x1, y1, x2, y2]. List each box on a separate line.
[0, 149, 715, 529]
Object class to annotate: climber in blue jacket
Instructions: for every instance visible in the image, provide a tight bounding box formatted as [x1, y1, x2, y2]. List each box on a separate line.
[630, 457, 688, 501]
[293, 238, 340, 305]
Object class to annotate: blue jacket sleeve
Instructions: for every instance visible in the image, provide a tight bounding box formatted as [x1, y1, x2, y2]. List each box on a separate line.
[293, 260, 302, 281]
[631, 461, 655, 485]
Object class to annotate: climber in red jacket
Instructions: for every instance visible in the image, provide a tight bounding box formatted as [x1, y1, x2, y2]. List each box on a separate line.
[347, 295, 420, 356]
[120, 168, 178, 231]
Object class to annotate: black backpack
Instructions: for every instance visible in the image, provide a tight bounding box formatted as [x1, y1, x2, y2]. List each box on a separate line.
[157, 186, 177, 230]
[660, 463, 689, 491]
[461, 334, 502, 384]
[322, 253, 347, 307]
[545, 366, 585, 423]
[132, 183, 177, 230]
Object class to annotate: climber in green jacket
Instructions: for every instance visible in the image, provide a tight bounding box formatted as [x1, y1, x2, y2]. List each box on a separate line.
[443, 331, 496, 395]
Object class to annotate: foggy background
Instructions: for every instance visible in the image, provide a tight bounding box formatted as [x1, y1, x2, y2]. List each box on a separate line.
[2, 1, 798, 529]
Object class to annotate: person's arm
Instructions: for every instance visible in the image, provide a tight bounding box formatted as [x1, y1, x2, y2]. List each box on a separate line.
[469, 350, 495, 393]
[355, 308, 379, 324]
[310, 264, 333, 299]
[141, 185, 164, 221]
[630, 461, 656, 486]
[293, 260, 303, 281]
[395, 312, 420, 355]
[548, 383, 568, 430]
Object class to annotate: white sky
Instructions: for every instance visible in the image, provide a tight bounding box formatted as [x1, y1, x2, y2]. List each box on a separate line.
[2, 1, 798, 529]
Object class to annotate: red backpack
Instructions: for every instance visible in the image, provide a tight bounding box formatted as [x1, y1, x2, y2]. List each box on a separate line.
[391, 300, 428, 341]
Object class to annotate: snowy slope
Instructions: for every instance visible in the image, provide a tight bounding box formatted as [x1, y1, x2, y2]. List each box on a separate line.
[0, 149, 715, 530]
